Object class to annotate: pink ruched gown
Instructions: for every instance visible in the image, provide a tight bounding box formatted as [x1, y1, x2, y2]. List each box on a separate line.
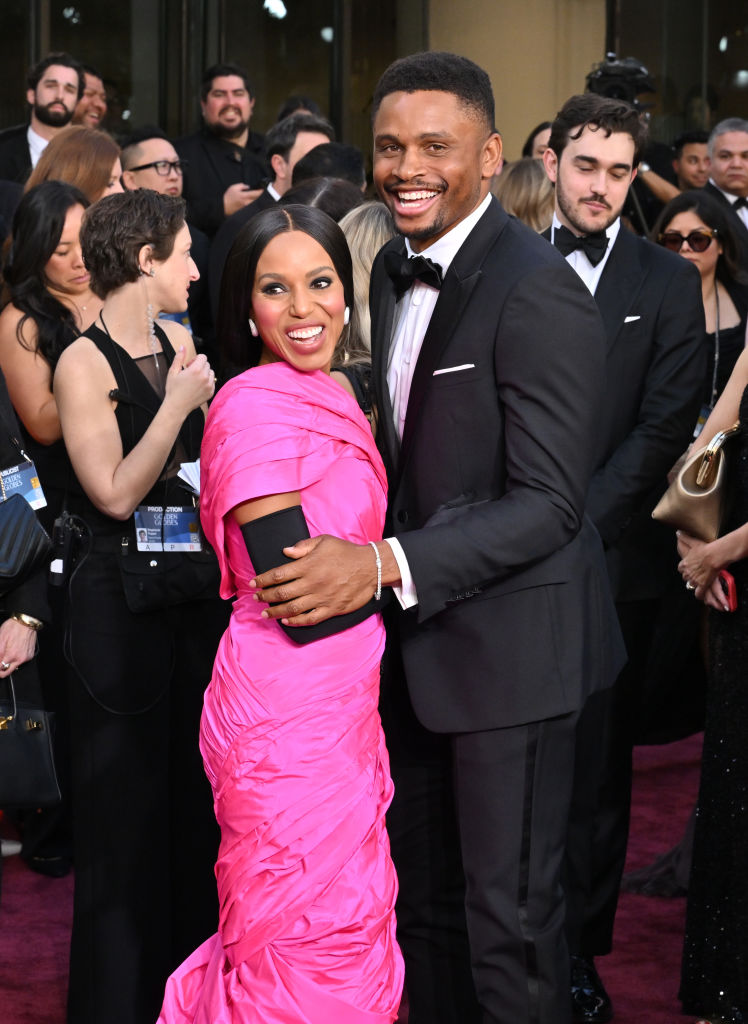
[157, 363, 403, 1023]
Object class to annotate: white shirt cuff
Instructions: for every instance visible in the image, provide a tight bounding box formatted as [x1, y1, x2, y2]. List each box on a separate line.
[384, 537, 418, 609]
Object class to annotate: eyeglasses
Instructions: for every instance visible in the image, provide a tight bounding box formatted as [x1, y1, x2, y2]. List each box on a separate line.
[127, 159, 186, 176]
[657, 228, 717, 253]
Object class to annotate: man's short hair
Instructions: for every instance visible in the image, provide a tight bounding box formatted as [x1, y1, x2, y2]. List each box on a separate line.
[372, 51, 495, 134]
[548, 93, 648, 166]
[672, 130, 709, 158]
[292, 142, 366, 189]
[81, 63, 104, 81]
[120, 125, 170, 169]
[200, 62, 253, 101]
[264, 113, 334, 163]
[27, 52, 84, 100]
[709, 118, 748, 157]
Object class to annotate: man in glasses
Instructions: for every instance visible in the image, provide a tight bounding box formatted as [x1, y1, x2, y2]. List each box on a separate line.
[121, 127, 213, 355]
[543, 92, 705, 1024]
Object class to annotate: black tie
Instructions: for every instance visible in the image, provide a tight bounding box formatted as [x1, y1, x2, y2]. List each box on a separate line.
[384, 251, 444, 299]
[733, 197, 748, 211]
[553, 224, 609, 267]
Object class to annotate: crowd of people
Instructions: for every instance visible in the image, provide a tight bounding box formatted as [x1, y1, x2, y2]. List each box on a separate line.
[0, 43, 747, 1024]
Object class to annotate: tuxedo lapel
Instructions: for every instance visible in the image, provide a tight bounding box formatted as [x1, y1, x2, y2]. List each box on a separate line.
[593, 229, 646, 350]
[399, 200, 506, 473]
[371, 237, 404, 475]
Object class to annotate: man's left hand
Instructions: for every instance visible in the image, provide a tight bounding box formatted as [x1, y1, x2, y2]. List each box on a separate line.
[250, 535, 377, 626]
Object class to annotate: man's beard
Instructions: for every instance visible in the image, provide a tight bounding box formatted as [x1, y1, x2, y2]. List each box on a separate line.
[206, 116, 249, 142]
[555, 174, 618, 235]
[34, 100, 74, 129]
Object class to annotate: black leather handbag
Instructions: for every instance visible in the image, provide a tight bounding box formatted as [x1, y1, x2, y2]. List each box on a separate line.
[0, 674, 60, 808]
[0, 491, 53, 596]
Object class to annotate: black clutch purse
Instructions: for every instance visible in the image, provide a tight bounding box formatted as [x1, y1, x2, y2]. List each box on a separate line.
[0, 674, 60, 808]
[0, 491, 53, 597]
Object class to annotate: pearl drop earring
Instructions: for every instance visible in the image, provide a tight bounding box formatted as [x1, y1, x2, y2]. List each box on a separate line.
[343, 306, 350, 326]
[248, 318, 259, 337]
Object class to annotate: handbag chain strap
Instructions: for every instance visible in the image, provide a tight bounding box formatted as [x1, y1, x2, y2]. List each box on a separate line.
[0, 675, 18, 729]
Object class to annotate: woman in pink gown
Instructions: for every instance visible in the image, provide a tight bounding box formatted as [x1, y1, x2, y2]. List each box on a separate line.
[158, 205, 403, 1023]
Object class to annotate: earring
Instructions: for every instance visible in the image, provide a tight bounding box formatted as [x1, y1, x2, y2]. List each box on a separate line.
[149, 268, 155, 278]
[248, 318, 259, 337]
[343, 306, 350, 326]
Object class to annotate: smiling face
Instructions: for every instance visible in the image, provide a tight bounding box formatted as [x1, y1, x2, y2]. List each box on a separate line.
[148, 224, 199, 313]
[373, 89, 502, 252]
[710, 130, 748, 198]
[44, 203, 90, 298]
[28, 63, 80, 129]
[251, 230, 346, 373]
[73, 72, 107, 129]
[201, 75, 254, 141]
[543, 124, 636, 235]
[662, 208, 721, 282]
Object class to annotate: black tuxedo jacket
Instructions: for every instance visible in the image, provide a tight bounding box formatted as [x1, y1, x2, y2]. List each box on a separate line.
[701, 181, 748, 315]
[543, 225, 706, 601]
[371, 199, 625, 734]
[174, 127, 267, 238]
[0, 124, 31, 184]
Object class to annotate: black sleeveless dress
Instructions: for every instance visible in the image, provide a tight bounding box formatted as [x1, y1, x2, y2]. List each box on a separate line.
[64, 323, 230, 1024]
[680, 385, 748, 1024]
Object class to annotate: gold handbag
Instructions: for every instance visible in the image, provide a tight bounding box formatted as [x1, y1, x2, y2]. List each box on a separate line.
[651, 422, 740, 541]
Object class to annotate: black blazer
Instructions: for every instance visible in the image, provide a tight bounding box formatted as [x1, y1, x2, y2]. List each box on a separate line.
[543, 225, 706, 600]
[174, 127, 267, 238]
[371, 198, 625, 734]
[0, 124, 31, 184]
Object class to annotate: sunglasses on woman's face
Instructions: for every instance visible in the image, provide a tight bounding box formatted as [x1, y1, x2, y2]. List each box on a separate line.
[657, 228, 718, 253]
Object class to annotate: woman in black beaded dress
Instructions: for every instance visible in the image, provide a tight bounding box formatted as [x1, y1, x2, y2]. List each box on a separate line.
[676, 346, 748, 1024]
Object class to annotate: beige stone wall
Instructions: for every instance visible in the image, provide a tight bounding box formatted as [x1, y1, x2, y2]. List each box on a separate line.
[428, 0, 606, 160]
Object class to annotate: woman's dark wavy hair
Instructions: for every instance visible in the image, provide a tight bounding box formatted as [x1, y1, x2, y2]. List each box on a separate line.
[218, 204, 354, 374]
[652, 189, 747, 287]
[2, 180, 89, 370]
[81, 189, 186, 298]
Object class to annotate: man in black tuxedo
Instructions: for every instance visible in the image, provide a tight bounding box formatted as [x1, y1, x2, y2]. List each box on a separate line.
[702, 118, 748, 262]
[250, 52, 624, 1024]
[542, 94, 706, 1023]
[0, 52, 83, 183]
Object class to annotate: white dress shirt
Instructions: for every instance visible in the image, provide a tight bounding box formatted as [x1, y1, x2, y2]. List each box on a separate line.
[550, 214, 619, 295]
[384, 193, 493, 607]
[709, 178, 748, 230]
[26, 125, 48, 169]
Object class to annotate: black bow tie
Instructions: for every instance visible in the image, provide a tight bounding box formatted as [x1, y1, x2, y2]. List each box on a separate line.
[384, 251, 444, 299]
[733, 197, 748, 211]
[553, 224, 609, 266]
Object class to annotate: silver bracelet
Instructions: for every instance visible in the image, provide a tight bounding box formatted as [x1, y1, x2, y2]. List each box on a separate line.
[369, 541, 382, 601]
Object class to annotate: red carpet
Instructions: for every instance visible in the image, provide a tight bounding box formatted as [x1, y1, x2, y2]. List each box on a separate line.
[0, 735, 708, 1023]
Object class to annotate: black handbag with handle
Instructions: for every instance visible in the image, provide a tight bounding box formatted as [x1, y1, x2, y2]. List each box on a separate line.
[0, 420, 53, 596]
[0, 673, 60, 807]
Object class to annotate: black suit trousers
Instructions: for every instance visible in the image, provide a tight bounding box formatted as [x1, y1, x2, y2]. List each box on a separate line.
[381, 641, 578, 1024]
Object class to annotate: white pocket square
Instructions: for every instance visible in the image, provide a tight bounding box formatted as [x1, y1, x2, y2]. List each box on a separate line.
[433, 363, 476, 376]
[624, 315, 641, 323]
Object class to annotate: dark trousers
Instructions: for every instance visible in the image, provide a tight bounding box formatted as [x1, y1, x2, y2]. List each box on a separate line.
[65, 548, 228, 1024]
[564, 599, 657, 956]
[381, 655, 578, 1024]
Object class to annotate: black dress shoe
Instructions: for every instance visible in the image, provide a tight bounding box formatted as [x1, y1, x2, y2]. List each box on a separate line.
[570, 955, 613, 1023]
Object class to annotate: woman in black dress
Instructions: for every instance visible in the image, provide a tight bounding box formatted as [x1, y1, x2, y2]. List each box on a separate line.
[54, 190, 228, 1024]
[676, 344, 748, 1023]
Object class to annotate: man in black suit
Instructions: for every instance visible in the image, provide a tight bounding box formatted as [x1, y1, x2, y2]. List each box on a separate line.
[208, 111, 334, 320]
[702, 118, 748, 258]
[174, 63, 267, 238]
[0, 52, 83, 183]
[250, 52, 625, 1024]
[542, 93, 706, 1023]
